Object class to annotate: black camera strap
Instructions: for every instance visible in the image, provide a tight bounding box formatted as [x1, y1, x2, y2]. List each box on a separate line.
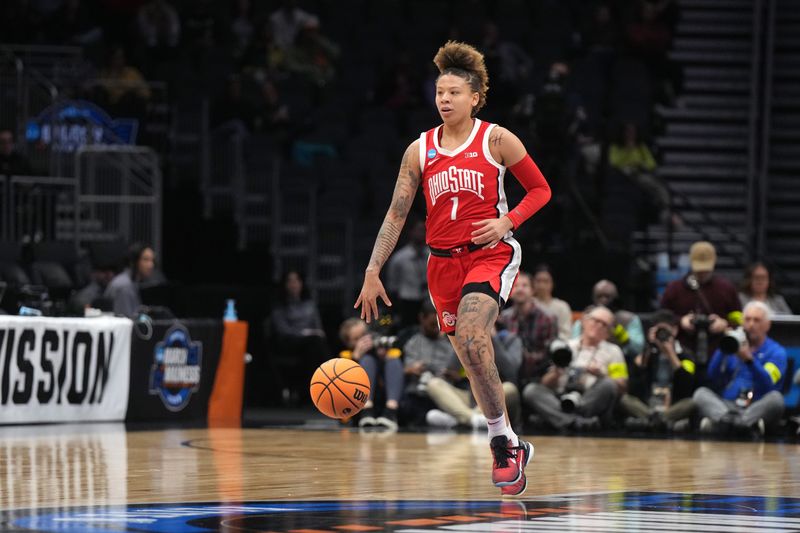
[688, 274, 714, 314]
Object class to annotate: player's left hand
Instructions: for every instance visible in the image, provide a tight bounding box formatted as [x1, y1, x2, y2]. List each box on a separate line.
[471, 216, 514, 248]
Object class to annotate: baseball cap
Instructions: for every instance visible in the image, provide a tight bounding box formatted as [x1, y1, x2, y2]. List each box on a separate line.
[689, 241, 716, 271]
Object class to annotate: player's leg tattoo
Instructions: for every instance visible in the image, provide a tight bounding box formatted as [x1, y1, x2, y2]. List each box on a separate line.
[451, 292, 505, 419]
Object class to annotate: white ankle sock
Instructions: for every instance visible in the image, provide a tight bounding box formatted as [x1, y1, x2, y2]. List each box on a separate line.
[486, 413, 518, 446]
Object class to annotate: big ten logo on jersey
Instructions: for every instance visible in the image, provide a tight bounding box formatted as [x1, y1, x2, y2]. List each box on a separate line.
[464, 151, 478, 158]
[428, 166, 485, 205]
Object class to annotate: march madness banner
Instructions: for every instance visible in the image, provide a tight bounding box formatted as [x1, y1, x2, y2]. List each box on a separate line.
[0, 316, 132, 424]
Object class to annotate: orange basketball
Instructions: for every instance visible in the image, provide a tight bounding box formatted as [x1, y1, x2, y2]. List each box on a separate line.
[309, 358, 371, 419]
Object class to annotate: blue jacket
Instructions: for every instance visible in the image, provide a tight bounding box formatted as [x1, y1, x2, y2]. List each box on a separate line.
[707, 336, 787, 401]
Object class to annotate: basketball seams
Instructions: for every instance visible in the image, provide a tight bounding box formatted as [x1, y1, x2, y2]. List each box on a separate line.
[326, 376, 362, 410]
[324, 385, 337, 417]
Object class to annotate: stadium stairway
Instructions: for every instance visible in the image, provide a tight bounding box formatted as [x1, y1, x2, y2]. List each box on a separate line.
[635, 0, 758, 283]
[765, 0, 800, 303]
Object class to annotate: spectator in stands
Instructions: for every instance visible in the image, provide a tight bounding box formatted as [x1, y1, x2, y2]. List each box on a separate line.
[626, 0, 682, 105]
[241, 21, 285, 76]
[481, 21, 533, 115]
[523, 306, 628, 431]
[491, 325, 524, 431]
[497, 271, 557, 385]
[94, 47, 151, 116]
[386, 220, 428, 329]
[661, 241, 741, 371]
[694, 301, 787, 438]
[339, 317, 403, 431]
[402, 304, 521, 431]
[532, 264, 573, 340]
[137, 0, 181, 49]
[573, 279, 645, 361]
[270, 270, 327, 381]
[211, 74, 256, 134]
[137, 0, 180, 76]
[532, 62, 586, 173]
[622, 309, 697, 431]
[739, 262, 792, 315]
[70, 259, 117, 314]
[608, 122, 671, 225]
[581, 2, 621, 55]
[269, 0, 319, 50]
[104, 243, 155, 317]
[0, 130, 33, 176]
[284, 19, 340, 89]
[229, 0, 255, 59]
[376, 50, 421, 136]
[401, 301, 462, 426]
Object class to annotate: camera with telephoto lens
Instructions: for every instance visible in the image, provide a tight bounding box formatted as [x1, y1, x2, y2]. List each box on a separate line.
[370, 333, 399, 349]
[549, 339, 573, 368]
[692, 313, 711, 332]
[560, 390, 582, 413]
[719, 327, 747, 354]
[735, 387, 753, 408]
[655, 326, 672, 343]
[561, 366, 585, 412]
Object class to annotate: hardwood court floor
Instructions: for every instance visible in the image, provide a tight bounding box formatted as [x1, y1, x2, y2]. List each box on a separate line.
[0, 423, 798, 531]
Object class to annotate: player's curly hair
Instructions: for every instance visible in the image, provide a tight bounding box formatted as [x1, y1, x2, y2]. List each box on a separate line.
[433, 41, 489, 117]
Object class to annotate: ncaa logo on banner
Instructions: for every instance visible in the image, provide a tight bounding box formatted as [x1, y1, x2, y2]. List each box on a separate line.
[149, 325, 202, 411]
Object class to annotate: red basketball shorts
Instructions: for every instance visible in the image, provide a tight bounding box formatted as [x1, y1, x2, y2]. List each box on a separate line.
[427, 237, 521, 335]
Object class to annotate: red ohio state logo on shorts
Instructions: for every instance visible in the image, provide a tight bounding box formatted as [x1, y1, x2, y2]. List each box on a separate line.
[442, 311, 457, 327]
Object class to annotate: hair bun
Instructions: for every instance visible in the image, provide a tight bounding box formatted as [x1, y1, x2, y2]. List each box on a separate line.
[433, 41, 489, 116]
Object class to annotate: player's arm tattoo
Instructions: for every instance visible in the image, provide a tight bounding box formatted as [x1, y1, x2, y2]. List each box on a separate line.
[489, 128, 505, 147]
[488, 128, 506, 165]
[365, 142, 421, 273]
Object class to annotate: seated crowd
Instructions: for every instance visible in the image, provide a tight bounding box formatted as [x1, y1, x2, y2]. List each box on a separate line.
[0, 241, 164, 318]
[319, 239, 796, 439]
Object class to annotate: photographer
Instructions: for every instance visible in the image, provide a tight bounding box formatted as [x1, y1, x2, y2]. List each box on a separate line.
[622, 309, 697, 431]
[339, 318, 404, 430]
[693, 301, 787, 437]
[661, 241, 741, 370]
[572, 279, 645, 362]
[522, 306, 628, 431]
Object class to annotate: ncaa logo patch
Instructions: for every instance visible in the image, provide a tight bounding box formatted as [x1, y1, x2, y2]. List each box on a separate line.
[149, 324, 202, 412]
[442, 311, 457, 327]
[427, 148, 437, 159]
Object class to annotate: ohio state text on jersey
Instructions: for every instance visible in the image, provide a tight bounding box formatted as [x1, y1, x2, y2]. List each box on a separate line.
[418, 119, 510, 249]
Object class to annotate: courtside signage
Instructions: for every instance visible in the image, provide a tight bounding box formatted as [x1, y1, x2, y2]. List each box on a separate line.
[148, 325, 202, 412]
[0, 316, 132, 424]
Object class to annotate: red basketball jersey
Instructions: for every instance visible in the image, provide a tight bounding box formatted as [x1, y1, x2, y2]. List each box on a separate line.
[419, 119, 509, 249]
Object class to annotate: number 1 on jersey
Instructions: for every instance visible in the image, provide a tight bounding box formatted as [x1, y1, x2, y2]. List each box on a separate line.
[450, 197, 459, 221]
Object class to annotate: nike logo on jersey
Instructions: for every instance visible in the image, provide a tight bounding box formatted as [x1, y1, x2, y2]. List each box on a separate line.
[429, 165, 485, 205]
[428, 157, 440, 165]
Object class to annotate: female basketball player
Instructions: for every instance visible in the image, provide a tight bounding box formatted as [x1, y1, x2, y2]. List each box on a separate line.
[354, 41, 551, 496]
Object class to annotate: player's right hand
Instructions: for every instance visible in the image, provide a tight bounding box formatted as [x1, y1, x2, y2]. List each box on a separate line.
[354, 271, 392, 323]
